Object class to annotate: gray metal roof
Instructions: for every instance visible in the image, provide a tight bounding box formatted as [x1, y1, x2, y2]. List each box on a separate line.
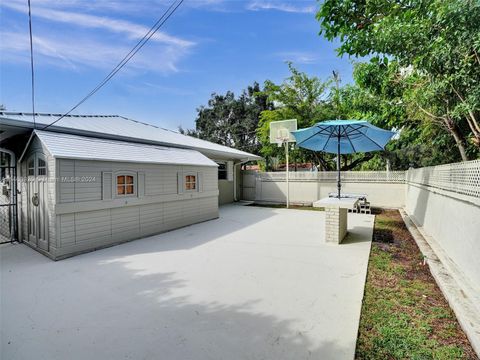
[35, 130, 218, 167]
[0, 112, 261, 161]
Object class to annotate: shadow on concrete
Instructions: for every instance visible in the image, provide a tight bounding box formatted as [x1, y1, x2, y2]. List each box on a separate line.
[1, 241, 350, 360]
[342, 226, 373, 245]
[78, 204, 281, 258]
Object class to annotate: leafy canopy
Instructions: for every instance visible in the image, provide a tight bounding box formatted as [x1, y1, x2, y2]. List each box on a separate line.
[317, 0, 480, 160]
[182, 82, 273, 154]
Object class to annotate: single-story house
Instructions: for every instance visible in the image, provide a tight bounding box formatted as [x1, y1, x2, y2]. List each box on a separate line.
[0, 112, 260, 259]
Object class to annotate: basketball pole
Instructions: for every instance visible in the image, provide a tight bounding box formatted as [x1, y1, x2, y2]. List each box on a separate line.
[285, 140, 289, 209]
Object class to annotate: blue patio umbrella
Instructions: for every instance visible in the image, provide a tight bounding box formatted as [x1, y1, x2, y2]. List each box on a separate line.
[291, 120, 396, 199]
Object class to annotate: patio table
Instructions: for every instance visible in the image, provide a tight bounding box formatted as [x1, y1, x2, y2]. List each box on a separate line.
[313, 197, 359, 244]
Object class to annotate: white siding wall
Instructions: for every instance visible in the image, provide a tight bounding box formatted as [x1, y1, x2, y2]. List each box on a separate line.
[53, 159, 218, 259]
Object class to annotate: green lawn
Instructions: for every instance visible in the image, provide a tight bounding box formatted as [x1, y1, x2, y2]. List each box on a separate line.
[355, 210, 477, 359]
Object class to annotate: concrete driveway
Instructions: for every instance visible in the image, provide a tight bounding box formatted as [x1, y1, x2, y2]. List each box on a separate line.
[1, 204, 373, 360]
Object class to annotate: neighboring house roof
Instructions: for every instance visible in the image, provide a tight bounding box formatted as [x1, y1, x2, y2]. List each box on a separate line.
[35, 130, 218, 167]
[0, 112, 261, 161]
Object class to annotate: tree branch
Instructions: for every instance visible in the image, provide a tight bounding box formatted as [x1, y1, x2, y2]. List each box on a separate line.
[451, 86, 480, 135]
[312, 151, 332, 171]
[473, 48, 480, 66]
[341, 153, 374, 171]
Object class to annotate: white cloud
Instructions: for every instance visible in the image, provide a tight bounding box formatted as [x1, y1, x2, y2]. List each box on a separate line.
[246, 1, 316, 14]
[276, 51, 320, 64]
[0, 30, 186, 74]
[2, 1, 194, 48]
[7, 0, 228, 14]
[0, 0, 194, 73]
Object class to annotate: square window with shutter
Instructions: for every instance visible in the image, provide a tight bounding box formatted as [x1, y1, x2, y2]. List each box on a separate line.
[116, 173, 137, 197]
[185, 174, 196, 191]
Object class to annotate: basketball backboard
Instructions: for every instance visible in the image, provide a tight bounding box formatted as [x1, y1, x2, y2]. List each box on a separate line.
[269, 119, 297, 145]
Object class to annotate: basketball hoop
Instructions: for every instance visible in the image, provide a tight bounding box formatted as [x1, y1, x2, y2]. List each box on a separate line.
[270, 119, 297, 145]
[269, 119, 297, 208]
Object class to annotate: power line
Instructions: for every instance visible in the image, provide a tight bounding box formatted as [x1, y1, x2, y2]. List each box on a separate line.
[27, 0, 36, 129]
[42, 0, 184, 130]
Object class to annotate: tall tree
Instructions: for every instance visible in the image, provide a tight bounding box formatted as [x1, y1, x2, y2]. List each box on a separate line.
[342, 61, 464, 169]
[257, 63, 338, 170]
[187, 82, 273, 154]
[317, 0, 480, 160]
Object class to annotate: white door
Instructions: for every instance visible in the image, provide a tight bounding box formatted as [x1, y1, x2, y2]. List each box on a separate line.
[26, 153, 49, 251]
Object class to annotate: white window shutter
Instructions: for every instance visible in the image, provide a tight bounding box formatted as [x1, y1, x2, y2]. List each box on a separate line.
[138, 172, 145, 197]
[177, 171, 184, 194]
[227, 161, 234, 181]
[102, 172, 113, 200]
[197, 172, 203, 192]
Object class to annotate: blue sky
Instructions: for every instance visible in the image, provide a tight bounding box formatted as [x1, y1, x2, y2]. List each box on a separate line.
[0, 0, 355, 130]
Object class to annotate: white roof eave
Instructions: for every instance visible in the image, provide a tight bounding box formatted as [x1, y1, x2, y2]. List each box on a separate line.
[34, 130, 219, 167]
[0, 115, 262, 161]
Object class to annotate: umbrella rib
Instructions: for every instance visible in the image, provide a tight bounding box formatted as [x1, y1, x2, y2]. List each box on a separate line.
[346, 124, 385, 149]
[361, 131, 387, 150]
[296, 126, 330, 147]
[344, 126, 357, 153]
[346, 125, 366, 137]
[321, 131, 334, 151]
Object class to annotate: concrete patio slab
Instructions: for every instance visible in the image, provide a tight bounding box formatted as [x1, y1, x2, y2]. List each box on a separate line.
[1, 205, 374, 360]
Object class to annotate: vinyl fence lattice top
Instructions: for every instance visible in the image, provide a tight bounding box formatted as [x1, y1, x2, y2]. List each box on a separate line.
[407, 159, 480, 198]
[258, 171, 406, 183]
[245, 160, 479, 201]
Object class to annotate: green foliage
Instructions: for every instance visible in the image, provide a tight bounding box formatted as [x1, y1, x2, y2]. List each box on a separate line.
[189, 0, 479, 170]
[345, 61, 465, 169]
[317, 0, 480, 160]
[258, 63, 346, 170]
[187, 82, 273, 154]
[263, 62, 333, 125]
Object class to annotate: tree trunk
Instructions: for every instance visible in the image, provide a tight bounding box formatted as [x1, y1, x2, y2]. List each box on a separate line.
[416, 102, 470, 161]
[313, 152, 331, 171]
[341, 153, 374, 171]
[451, 87, 480, 146]
[445, 117, 469, 161]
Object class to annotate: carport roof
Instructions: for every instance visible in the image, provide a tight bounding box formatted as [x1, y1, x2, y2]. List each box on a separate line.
[34, 130, 218, 167]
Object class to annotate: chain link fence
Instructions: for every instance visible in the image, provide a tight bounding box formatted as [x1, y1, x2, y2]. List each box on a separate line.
[0, 151, 16, 243]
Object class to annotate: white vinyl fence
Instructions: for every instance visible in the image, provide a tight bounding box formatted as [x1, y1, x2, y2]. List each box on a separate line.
[405, 159, 480, 295]
[242, 160, 480, 309]
[242, 170, 406, 207]
[407, 159, 480, 199]
[257, 171, 406, 182]
[242, 161, 480, 341]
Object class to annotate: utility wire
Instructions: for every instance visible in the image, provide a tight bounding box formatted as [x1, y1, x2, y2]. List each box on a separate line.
[27, 0, 36, 128]
[42, 0, 184, 130]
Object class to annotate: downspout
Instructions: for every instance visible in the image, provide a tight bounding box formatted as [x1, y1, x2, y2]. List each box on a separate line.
[0, 147, 18, 242]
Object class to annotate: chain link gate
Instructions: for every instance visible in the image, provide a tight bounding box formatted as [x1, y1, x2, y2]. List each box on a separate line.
[0, 151, 17, 244]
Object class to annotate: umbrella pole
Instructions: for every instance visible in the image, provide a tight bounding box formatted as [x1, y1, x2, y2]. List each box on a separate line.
[337, 132, 341, 199]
